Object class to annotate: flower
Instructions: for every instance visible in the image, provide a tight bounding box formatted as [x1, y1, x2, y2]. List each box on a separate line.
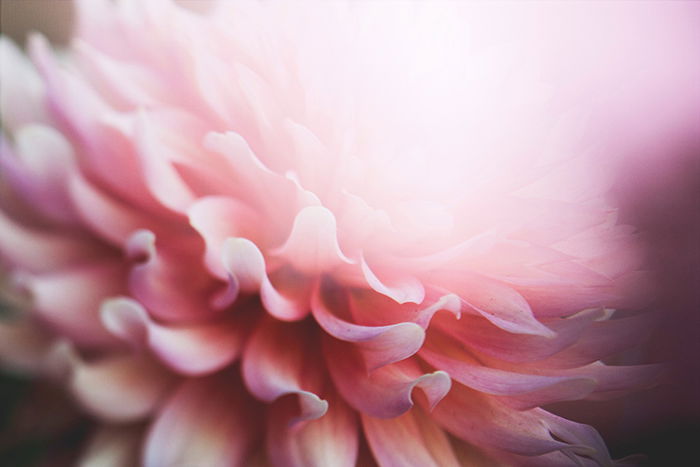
[1, 1, 695, 465]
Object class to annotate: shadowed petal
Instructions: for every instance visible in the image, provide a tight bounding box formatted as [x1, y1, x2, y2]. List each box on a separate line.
[267, 390, 358, 467]
[101, 297, 252, 376]
[242, 319, 327, 425]
[363, 406, 460, 467]
[325, 336, 450, 419]
[143, 373, 261, 467]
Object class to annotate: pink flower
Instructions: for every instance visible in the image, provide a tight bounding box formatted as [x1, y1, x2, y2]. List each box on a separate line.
[1, 1, 696, 465]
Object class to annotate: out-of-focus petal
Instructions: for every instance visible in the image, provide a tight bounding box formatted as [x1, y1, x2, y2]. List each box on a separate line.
[25, 262, 126, 348]
[63, 350, 176, 422]
[101, 297, 253, 376]
[78, 425, 144, 467]
[143, 373, 261, 467]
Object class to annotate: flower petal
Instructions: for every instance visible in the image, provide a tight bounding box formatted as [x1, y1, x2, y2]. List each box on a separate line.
[188, 196, 260, 278]
[66, 350, 175, 422]
[363, 407, 461, 467]
[273, 206, 354, 274]
[420, 343, 596, 410]
[101, 297, 251, 376]
[143, 373, 261, 467]
[26, 262, 126, 348]
[360, 256, 425, 305]
[0, 210, 104, 273]
[126, 230, 233, 323]
[242, 319, 327, 424]
[325, 337, 450, 419]
[221, 237, 309, 321]
[431, 385, 598, 459]
[457, 274, 555, 337]
[311, 285, 424, 370]
[267, 390, 359, 467]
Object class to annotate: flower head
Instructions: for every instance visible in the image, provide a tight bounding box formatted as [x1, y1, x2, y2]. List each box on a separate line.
[1, 1, 696, 465]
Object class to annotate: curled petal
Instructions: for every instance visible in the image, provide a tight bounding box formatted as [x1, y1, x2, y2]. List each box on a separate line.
[420, 344, 596, 410]
[101, 297, 250, 376]
[431, 385, 601, 459]
[457, 274, 555, 337]
[188, 196, 260, 278]
[126, 230, 233, 323]
[242, 319, 327, 425]
[204, 131, 319, 230]
[143, 373, 261, 467]
[222, 237, 309, 321]
[361, 256, 425, 305]
[267, 390, 359, 467]
[56, 346, 175, 423]
[325, 337, 451, 419]
[311, 287, 424, 370]
[362, 406, 461, 467]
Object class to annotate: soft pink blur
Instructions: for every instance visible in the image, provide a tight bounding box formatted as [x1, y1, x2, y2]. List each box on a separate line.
[0, 1, 698, 466]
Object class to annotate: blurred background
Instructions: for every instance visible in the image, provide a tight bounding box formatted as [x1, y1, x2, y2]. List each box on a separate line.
[1, 1, 698, 466]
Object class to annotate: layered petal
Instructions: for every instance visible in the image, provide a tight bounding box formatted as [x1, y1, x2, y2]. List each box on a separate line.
[143, 373, 261, 467]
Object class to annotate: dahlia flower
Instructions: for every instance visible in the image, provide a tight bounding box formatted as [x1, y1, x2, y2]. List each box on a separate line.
[1, 1, 696, 465]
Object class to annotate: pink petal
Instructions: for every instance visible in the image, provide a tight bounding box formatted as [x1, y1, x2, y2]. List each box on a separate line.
[126, 230, 233, 323]
[0, 37, 48, 131]
[74, 39, 169, 110]
[133, 111, 195, 214]
[432, 308, 605, 364]
[362, 407, 461, 467]
[204, 131, 319, 233]
[273, 206, 354, 274]
[242, 318, 327, 425]
[26, 262, 126, 348]
[420, 344, 596, 410]
[188, 196, 260, 278]
[0, 210, 104, 273]
[67, 351, 175, 422]
[267, 390, 359, 467]
[68, 172, 161, 247]
[533, 312, 657, 369]
[143, 373, 261, 467]
[221, 237, 309, 321]
[325, 337, 451, 419]
[4, 124, 77, 224]
[311, 285, 424, 370]
[431, 385, 597, 458]
[101, 297, 251, 376]
[457, 274, 555, 337]
[360, 256, 425, 305]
